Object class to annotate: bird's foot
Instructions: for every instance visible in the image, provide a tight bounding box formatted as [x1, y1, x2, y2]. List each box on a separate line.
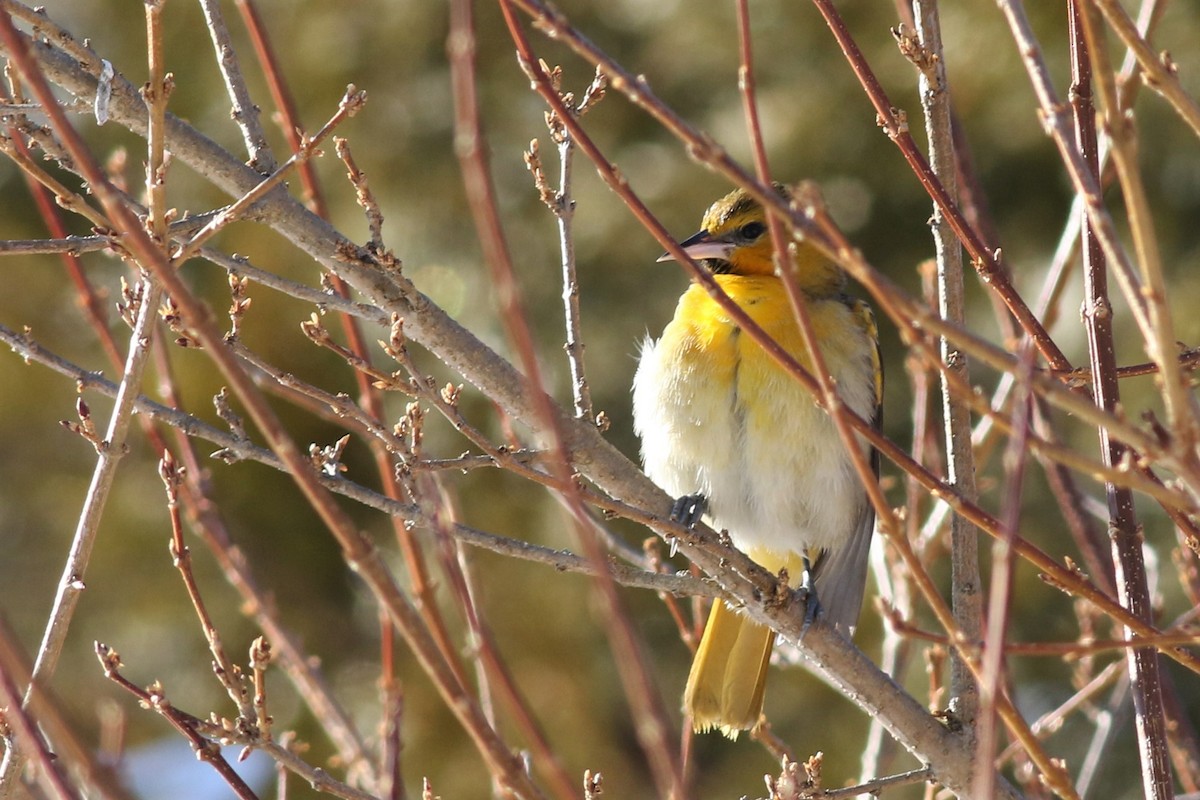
[670, 493, 708, 527]
[799, 554, 821, 638]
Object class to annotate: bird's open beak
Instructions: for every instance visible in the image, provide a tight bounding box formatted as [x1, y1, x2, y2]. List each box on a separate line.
[657, 229, 734, 263]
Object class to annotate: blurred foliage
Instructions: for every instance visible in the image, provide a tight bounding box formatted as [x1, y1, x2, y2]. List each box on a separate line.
[2, 1, 1200, 798]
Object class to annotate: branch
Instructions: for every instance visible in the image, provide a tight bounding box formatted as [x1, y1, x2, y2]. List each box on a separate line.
[906, 0, 983, 758]
[1068, 4, 1171, 796]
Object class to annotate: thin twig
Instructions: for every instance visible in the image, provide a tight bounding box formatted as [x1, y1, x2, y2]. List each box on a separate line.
[171, 85, 365, 266]
[506, 0, 1073, 372]
[1077, 673, 1132, 798]
[0, 628, 79, 800]
[876, 483, 1073, 798]
[994, 0, 1164, 385]
[2, 5, 169, 788]
[1, 26, 372, 784]
[230, 0, 328, 212]
[1077, 0, 1200, 467]
[429, 482, 579, 800]
[1068, 3, 1172, 796]
[997, 659, 1124, 766]
[907, 0, 983, 752]
[150, 300, 374, 781]
[528, 66, 604, 423]
[0, 86, 120, 367]
[335, 137, 384, 250]
[94, 645, 260, 800]
[458, 3, 685, 796]
[197, 0, 276, 173]
[492, 0, 1200, 676]
[0, 16, 547, 795]
[1089, 0, 1200, 138]
[159, 451, 254, 719]
[818, 765, 934, 799]
[0, 617, 134, 800]
[2, 74, 164, 800]
[975, 347, 1035, 800]
[3, 321, 704, 601]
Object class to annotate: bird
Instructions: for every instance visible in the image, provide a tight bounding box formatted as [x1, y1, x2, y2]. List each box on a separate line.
[632, 184, 881, 738]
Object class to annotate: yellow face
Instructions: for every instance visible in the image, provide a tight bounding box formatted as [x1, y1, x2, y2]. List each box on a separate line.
[661, 186, 844, 294]
[699, 190, 777, 275]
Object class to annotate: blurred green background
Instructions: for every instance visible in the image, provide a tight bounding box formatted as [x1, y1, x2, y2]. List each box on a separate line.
[2, 1, 1199, 798]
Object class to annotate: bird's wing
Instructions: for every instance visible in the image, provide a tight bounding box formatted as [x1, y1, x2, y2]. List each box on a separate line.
[812, 297, 882, 634]
[811, 460, 876, 634]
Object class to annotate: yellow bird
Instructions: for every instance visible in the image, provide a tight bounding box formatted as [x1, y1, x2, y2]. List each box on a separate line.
[632, 185, 881, 737]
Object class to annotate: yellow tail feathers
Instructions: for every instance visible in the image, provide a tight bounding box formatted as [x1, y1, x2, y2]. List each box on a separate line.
[684, 599, 776, 738]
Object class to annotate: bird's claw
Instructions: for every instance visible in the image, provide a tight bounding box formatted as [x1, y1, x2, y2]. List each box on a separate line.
[670, 493, 708, 527]
[799, 555, 821, 639]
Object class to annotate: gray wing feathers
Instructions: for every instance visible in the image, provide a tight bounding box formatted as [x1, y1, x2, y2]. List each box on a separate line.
[812, 496, 875, 634]
[812, 297, 882, 635]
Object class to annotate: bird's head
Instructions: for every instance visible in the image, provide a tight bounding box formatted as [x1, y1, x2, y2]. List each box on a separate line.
[659, 184, 843, 294]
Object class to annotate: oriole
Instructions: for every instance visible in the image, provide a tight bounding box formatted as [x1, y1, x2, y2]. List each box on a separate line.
[633, 185, 881, 737]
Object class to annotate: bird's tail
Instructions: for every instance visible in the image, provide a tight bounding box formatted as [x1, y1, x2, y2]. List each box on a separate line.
[683, 599, 775, 738]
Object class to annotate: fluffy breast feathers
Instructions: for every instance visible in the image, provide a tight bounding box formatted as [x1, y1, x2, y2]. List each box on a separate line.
[632, 275, 877, 563]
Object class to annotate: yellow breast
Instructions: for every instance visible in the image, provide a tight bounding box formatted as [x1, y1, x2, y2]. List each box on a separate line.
[632, 274, 876, 559]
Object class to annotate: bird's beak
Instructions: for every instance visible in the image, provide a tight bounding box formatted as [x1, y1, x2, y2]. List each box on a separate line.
[657, 229, 734, 263]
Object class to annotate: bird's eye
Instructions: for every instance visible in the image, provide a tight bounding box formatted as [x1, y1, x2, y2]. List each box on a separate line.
[738, 221, 766, 241]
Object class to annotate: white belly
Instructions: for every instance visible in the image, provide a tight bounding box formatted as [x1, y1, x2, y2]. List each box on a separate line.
[632, 318, 873, 559]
